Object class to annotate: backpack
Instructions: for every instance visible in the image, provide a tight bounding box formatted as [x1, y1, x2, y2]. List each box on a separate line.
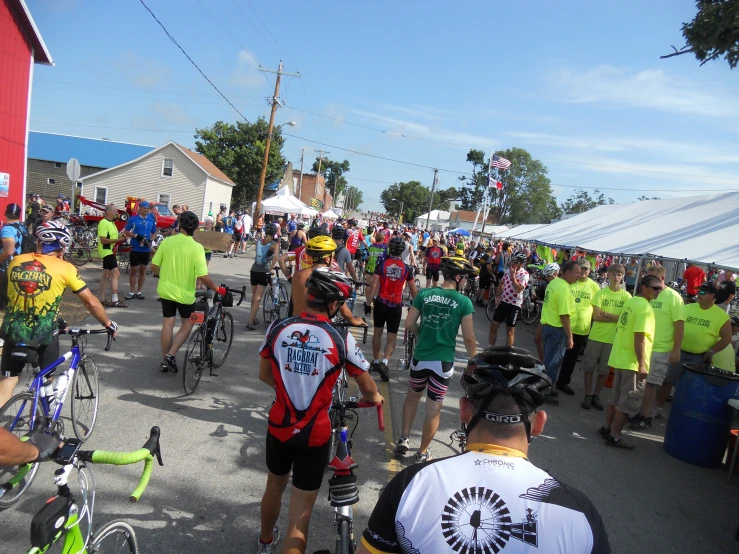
[11, 223, 37, 254]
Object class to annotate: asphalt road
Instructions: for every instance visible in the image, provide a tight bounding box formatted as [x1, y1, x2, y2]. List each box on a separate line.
[3, 253, 739, 553]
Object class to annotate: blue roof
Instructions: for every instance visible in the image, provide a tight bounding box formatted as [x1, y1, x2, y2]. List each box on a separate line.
[28, 131, 155, 169]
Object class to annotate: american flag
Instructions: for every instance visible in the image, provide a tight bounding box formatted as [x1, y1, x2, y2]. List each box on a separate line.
[490, 154, 511, 170]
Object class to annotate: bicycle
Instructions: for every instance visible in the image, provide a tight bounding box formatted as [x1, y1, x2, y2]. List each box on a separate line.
[0, 323, 115, 508]
[262, 268, 289, 328]
[397, 328, 415, 371]
[519, 282, 541, 325]
[450, 422, 467, 452]
[64, 225, 95, 267]
[401, 267, 421, 306]
[1, 426, 164, 553]
[352, 259, 366, 296]
[326, 399, 384, 554]
[182, 285, 246, 395]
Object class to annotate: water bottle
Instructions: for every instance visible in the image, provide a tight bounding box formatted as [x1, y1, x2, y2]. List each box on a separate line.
[42, 377, 55, 404]
[272, 275, 279, 302]
[51, 372, 70, 412]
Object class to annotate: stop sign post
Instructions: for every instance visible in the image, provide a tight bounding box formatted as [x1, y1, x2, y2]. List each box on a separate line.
[66, 158, 81, 212]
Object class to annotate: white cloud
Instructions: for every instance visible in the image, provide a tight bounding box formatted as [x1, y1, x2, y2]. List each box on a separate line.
[152, 103, 192, 125]
[549, 66, 739, 119]
[378, 104, 462, 123]
[115, 52, 171, 89]
[230, 50, 265, 89]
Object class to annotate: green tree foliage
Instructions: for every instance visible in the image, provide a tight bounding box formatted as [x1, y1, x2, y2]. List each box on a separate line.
[662, 0, 739, 68]
[457, 149, 488, 210]
[380, 181, 456, 222]
[637, 195, 661, 201]
[343, 186, 363, 211]
[560, 188, 614, 214]
[194, 119, 285, 208]
[312, 158, 350, 199]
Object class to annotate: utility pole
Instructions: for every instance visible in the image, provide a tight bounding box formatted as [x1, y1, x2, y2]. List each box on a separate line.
[254, 60, 300, 219]
[316, 148, 329, 209]
[398, 200, 404, 224]
[297, 148, 305, 200]
[425, 169, 439, 230]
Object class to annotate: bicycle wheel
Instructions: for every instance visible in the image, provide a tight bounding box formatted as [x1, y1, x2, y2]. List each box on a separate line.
[262, 286, 275, 327]
[0, 392, 44, 508]
[405, 333, 415, 370]
[67, 242, 91, 267]
[335, 518, 355, 554]
[520, 298, 538, 325]
[71, 355, 99, 441]
[182, 329, 206, 395]
[211, 312, 234, 368]
[486, 297, 496, 321]
[89, 520, 139, 553]
[276, 283, 289, 321]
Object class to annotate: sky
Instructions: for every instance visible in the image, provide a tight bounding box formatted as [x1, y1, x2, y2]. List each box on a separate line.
[26, 0, 739, 213]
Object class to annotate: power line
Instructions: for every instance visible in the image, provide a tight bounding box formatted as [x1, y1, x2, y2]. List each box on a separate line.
[229, 0, 281, 60]
[137, 0, 248, 120]
[243, 0, 299, 70]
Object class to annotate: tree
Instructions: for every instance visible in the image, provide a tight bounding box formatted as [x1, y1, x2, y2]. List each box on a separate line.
[661, 0, 739, 68]
[456, 149, 488, 211]
[343, 186, 364, 211]
[312, 157, 350, 199]
[560, 188, 614, 214]
[380, 181, 455, 223]
[637, 195, 661, 201]
[194, 119, 286, 208]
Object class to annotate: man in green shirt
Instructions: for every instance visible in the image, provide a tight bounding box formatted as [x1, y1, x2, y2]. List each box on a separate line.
[395, 257, 477, 463]
[581, 264, 631, 411]
[96, 204, 128, 307]
[600, 275, 660, 449]
[151, 211, 225, 373]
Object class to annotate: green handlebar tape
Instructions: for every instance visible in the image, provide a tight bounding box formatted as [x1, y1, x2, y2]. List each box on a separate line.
[90, 448, 154, 502]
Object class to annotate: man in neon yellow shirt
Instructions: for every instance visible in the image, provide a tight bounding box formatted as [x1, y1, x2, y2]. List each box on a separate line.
[537, 260, 579, 406]
[96, 204, 128, 307]
[630, 265, 684, 429]
[600, 275, 660, 449]
[581, 263, 631, 411]
[557, 258, 600, 395]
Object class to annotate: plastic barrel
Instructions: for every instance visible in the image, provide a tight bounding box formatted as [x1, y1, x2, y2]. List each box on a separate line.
[664, 363, 739, 468]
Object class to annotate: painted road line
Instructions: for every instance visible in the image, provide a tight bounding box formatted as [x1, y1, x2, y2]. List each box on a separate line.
[378, 379, 403, 474]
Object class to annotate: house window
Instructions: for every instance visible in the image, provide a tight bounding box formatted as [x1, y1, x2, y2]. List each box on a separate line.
[94, 187, 107, 205]
[158, 193, 171, 205]
[54, 162, 63, 169]
[76, 181, 83, 188]
[162, 158, 174, 177]
[47, 178, 55, 185]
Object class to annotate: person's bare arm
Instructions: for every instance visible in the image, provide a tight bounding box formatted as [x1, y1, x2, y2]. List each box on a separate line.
[150, 263, 160, 277]
[340, 303, 367, 327]
[592, 306, 617, 323]
[0, 238, 16, 265]
[510, 268, 525, 293]
[346, 260, 358, 282]
[0, 428, 46, 467]
[460, 314, 477, 359]
[634, 332, 647, 379]
[534, 323, 544, 360]
[353, 372, 383, 405]
[367, 274, 380, 305]
[707, 321, 732, 360]
[670, 320, 684, 365]
[77, 289, 113, 328]
[560, 315, 573, 349]
[278, 252, 295, 279]
[408, 278, 419, 300]
[268, 243, 280, 272]
[259, 357, 274, 387]
[198, 275, 221, 293]
[405, 306, 421, 335]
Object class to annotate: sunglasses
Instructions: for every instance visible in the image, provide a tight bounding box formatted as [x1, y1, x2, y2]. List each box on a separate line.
[698, 290, 712, 295]
[647, 285, 662, 292]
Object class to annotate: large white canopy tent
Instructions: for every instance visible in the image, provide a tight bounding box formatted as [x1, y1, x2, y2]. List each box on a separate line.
[512, 192, 739, 270]
[261, 186, 318, 217]
[495, 224, 550, 239]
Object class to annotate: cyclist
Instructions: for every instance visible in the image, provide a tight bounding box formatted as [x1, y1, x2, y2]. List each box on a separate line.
[151, 211, 225, 373]
[288, 220, 307, 252]
[331, 225, 359, 282]
[237, 211, 253, 253]
[400, 232, 417, 267]
[359, 346, 611, 554]
[0, 221, 118, 406]
[123, 201, 157, 300]
[257, 267, 383, 554]
[365, 236, 418, 380]
[0, 426, 61, 466]
[395, 257, 477, 463]
[489, 251, 529, 347]
[424, 237, 444, 288]
[365, 231, 388, 278]
[345, 218, 364, 262]
[96, 204, 128, 308]
[246, 222, 280, 331]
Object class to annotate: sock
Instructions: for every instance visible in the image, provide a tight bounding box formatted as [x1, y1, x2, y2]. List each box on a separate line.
[382, 358, 388, 365]
[112, 293, 118, 302]
[373, 359, 379, 364]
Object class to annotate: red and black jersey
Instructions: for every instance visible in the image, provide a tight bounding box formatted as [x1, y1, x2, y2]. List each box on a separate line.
[374, 256, 413, 308]
[426, 245, 443, 269]
[345, 229, 364, 255]
[259, 312, 369, 446]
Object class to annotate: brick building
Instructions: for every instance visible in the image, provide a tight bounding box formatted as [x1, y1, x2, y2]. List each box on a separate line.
[449, 209, 498, 231]
[292, 171, 333, 211]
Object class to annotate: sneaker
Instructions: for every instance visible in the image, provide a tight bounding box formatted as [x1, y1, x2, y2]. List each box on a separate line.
[598, 426, 611, 440]
[223, 254, 229, 258]
[378, 362, 390, 382]
[649, 406, 663, 419]
[395, 436, 410, 455]
[545, 395, 559, 406]
[591, 396, 604, 411]
[414, 450, 431, 464]
[581, 395, 592, 410]
[125, 292, 136, 300]
[629, 416, 652, 430]
[549, 389, 559, 398]
[605, 435, 635, 449]
[136, 292, 145, 299]
[256, 526, 280, 554]
[163, 354, 178, 374]
[246, 322, 259, 331]
[556, 384, 575, 396]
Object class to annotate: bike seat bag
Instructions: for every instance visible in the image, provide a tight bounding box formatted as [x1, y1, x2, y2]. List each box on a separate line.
[10, 346, 39, 367]
[219, 291, 234, 308]
[30, 490, 74, 548]
[328, 473, 359, 507]
[193, 299, 209, 314]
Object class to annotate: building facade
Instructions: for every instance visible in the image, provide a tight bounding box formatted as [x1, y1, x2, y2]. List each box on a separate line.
[293, 171, 333, 211]
[449, 210, 498, 232]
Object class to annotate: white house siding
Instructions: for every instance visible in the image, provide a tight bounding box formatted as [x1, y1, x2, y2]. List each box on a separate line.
[80, 144, 206, 216]
[201, 177, 233, 218]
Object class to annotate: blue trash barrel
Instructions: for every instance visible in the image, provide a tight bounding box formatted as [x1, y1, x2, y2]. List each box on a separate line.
[664, 363, 739, 467]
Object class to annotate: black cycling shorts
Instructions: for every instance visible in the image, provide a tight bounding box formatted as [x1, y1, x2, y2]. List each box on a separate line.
[1, 335, 60, 378]
[129, 251, 150, 267]
[479, 274, 492, 290]
[102, 254, 118, 271]
[250, 270, 270, 287]
[408, 363, 453, 402]
[232, 231, 242, 242]
[161, 298, 195, 319]
[265, 432, 330, 491]
[493, 301, 521, 327]
[426, 267, 440, 281]
[373, 300, 403, 334]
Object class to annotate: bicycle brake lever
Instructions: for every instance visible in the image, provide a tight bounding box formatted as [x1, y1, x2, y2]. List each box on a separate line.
[154, 443, 163, 467]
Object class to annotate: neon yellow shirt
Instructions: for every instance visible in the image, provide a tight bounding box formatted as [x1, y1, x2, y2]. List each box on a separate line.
[151, 233, 208, 305]
[536, 245, 553, 264]
[97, 218, 119, 259]
[588, 287, 632, 344]
[540, 278, 576, 328]
[649, 287, 685, 353]
[570, 278, 601, 335]
[607, 296, 655, 371]
[681, 303, 729, 354]
[711, 344, 736, 372]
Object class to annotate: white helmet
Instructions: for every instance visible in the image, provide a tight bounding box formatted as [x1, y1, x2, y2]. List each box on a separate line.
[542, 262, 560, 278]
[35, 220, 71, 249]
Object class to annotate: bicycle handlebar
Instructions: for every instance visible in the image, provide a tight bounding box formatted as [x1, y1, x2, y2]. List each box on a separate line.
[218, 285, 247, 307]
[77, 426, 163, 502]
[58, 323, 115, 352]
[337, 401, 385, 432]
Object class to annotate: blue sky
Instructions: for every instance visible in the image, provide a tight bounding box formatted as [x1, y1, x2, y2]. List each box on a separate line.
[27, 0, 739, 212]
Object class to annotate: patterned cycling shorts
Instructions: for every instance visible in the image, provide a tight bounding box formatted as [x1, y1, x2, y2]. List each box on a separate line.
[408, 361, 454, 402]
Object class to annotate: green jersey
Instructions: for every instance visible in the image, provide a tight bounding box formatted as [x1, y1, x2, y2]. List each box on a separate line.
[412, 287, 474, 363]
[366, 243, 387, 274]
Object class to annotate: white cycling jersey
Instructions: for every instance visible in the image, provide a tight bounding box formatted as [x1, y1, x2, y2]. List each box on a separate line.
[362, 444, 610, 554]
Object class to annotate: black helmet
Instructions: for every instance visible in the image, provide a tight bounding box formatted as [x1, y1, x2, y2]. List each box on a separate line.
[178, 211, 200, 234]
[306, 267, 353, 307]
[265, 222, 278, 236]
[331, 225, 346, 241]
[297, 221, 305, 229]
[388, 236, 405, 256]
[461, 346, 551, 440]
[308, 225, 328, 239]
[347, 218, 357, 227]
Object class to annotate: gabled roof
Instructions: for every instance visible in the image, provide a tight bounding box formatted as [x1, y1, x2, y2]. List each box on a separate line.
[451, 210, 497, 223]
[8, 0, 53, 65]
[28, 131, 155, 168]
[79, 141, 235, 186]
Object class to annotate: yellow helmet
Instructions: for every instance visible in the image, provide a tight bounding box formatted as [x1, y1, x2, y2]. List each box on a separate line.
[441, 256, 478, 277]
[306, 235, 337, 259]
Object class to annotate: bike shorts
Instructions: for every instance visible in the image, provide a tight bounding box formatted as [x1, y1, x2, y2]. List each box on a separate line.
[479, 274, 492, 289]
[373, 301, 403, 334]
[492, 301, 521, 327]
[129, 251, 150, 267]
[265, 432, 330, 491]
[426, 267, 440, 281]
[161, 298, 195, 319]
[1, 335, 59, 378]
[102, 254, 118, 271]
[232, 231, 242, 243]
[250, 270, 270, 287]
[408, 361, 454, 402]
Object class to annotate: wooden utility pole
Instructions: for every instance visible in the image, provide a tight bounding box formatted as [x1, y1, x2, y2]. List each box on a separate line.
[254, 61, 300, 219]
[425, 169, 439, 230]
[316, 148, 330, 209]
[297, 148, 305, 200]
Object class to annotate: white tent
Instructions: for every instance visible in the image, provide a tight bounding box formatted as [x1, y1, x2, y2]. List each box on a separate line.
[512, 192, 739, 269]
[495, 224, 550, 238]
[261, 187, 317, 216]
[322, 209, 340, 219]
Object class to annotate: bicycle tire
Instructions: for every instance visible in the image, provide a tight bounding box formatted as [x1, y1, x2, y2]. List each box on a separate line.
[262, 286, 274, 328]
[211, 311, 234, 368]
[182, 328, 207, 395]
[335, 518, 355, 554]
[0, 392, 44, 508]
[276, 282, 289, 321]
[65, 243, 91, 267]
[520, 298, 538, 325]
[71, 355, 99, 441]
[89, 519, 139, 553]
[486, 297, 496, 321]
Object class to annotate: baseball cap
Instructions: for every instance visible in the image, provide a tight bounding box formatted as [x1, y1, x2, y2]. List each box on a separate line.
[4, 203, 22, 218]
[698, 283, 716, 294]
[139, 201, 150, 208]
[577, 258, 591, 269]
[207, 211, 213, 216]
[58, 194, 65, 198]
[40, 204, 54, 213]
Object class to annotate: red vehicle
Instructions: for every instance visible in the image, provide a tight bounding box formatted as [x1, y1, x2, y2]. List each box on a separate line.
[79, 195, 177, 231]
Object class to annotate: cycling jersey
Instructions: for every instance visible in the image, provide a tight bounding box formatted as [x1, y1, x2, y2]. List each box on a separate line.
[345, 228, 364, 255]
[425, 245, 443, 269]
[253, 239, 275, 273]
[374, 256, 413, 307]
[362, 446, 610, 554]
[259, 312, 369, 446]
[124, 215, 157, 252]
[366, 243, 387, 275]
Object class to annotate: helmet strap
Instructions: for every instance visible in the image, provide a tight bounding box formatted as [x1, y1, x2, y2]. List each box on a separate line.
[465, 395, 533, 443]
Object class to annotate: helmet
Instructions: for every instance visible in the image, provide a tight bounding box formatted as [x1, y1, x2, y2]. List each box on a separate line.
[331, 225, 346, 240]
[35, 220, 71, 248]
[347, 218, 357, 227]
[441, 256, 477, 277]
[512, 251, 527, 264]
[461, 346, 552, 439]
[307, 226, 329, 239]
[178, 211, 200, 233]
[305, 236, 337, 259]
[306, 267, 353, 305]
[264, 222, 278, 236]
[388, 236, 405, 256]
[542, 263, 560, 278]
[297, 221, 305, 229]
